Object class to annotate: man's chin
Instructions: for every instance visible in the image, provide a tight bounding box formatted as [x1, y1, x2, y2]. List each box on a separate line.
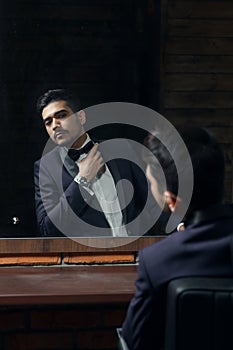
[54, 138, 70, 147]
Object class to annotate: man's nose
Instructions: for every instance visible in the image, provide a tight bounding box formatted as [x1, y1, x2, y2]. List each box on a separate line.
[52, 117, 61, 130]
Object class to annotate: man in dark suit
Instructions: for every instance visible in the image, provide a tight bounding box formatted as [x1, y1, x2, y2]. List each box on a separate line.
[121, 127, 233, 349]
[34, 89, 164, 237]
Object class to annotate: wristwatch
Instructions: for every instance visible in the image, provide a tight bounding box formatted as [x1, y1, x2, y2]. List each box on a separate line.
[76, 175, 92, 189]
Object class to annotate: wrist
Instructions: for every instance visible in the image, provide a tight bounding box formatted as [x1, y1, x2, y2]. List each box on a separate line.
[75, 174, 92, 189]
[74, 174, 94, 196]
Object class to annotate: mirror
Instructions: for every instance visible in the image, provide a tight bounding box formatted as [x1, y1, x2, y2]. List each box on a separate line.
[0, 0, 163, 242]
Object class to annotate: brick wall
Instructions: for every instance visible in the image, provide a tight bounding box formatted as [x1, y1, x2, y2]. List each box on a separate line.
[0, 253, 135, 266]
[0, 303, 128, 350]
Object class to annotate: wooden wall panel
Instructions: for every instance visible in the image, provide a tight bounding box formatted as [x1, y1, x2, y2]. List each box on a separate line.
[161, 0, 233, 202]
[165, 56, 233, 73]
[165, 74, 233, 91]
[164, 92, 233, 109]
[168, 19, 233, 37]
[167, 1, 233, 19]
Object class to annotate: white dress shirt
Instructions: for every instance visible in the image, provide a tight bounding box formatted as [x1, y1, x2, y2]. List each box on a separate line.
[74, 135, 128, 237]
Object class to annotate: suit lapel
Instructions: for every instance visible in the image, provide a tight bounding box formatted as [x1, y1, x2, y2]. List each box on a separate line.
[59, 146, 79, 179]
[58, 143, 129, 224]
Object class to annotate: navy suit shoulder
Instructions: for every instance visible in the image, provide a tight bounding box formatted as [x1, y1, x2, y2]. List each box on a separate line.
[122, 204, 233, 350]
[141, 204, 233, 286]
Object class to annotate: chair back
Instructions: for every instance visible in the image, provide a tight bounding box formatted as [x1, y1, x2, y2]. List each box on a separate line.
[165, 277, 233, 350]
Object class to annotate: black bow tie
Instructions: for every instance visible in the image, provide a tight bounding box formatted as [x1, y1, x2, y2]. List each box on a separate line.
[68, 141, 94, 161]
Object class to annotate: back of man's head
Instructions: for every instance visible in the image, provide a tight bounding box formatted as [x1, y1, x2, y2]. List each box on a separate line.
[144, 126, 225, 212]
[36, 88, 81, 116]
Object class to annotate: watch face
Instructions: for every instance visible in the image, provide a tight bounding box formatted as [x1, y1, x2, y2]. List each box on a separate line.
[80, 177, 87, 184]
[79, 176, 91, 188]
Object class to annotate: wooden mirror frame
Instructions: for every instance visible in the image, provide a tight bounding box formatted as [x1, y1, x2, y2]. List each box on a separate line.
[0, 237, 165, 254]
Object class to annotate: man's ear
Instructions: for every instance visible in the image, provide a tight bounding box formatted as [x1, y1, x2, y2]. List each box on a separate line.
[164, 191, 178, 212]
[77, 110, 86, 125]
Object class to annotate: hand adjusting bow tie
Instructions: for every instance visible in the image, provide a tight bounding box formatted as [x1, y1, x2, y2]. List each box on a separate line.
[68, 141, 94, 161]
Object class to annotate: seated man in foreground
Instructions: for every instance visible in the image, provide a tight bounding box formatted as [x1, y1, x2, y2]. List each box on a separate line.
[121, 127, 233, 350]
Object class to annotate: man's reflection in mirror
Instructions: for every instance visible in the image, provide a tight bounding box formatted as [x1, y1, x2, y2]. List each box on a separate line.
[34, 89, 167, 237]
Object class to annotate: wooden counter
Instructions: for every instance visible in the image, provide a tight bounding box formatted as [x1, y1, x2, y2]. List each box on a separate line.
[0, 265, 137, 305]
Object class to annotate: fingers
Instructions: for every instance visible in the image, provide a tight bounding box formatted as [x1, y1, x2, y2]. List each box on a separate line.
[87, 143, 104, 164]
[96, 165, 106, 178]
[95, 150, 104, 163]
[77, 143, 105, 181]
[88, 143, 99, 156]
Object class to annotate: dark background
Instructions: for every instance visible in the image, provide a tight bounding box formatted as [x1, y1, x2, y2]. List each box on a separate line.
[0, 0, 161, 236]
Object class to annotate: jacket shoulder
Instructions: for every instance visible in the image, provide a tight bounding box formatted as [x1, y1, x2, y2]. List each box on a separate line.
[34, 146, 60, 166]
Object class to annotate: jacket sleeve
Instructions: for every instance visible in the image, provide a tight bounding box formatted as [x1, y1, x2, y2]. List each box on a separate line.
[34, 159, 93, 236]
[122, 249, 166, 350]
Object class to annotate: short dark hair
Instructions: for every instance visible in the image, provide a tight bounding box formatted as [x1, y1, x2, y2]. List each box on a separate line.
[144, 132, 178, 195]
[36, 89, 82, 116]
[144, 127, 225, 211]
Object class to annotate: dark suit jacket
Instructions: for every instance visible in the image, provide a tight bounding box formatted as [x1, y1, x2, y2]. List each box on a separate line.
[34, 139, 163, 237]
[122, 203, 233, 350]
